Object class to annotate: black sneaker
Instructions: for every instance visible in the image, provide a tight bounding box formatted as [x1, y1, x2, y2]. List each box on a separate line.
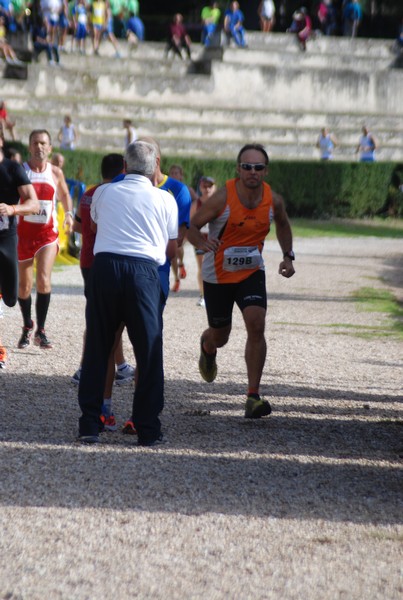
[77, 434, 100, 444]
[34, 329, 53, 349]
[198, 336, 217, 383]
[18, 322, 34, 349]
[138, 433, 165, 447]
[244, 395, 272, 419]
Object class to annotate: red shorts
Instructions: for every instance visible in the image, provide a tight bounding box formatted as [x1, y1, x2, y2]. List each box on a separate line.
[18, 228, 59, 262]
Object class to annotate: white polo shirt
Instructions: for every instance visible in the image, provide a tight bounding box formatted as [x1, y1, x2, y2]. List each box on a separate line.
[91, 174, 178, 266]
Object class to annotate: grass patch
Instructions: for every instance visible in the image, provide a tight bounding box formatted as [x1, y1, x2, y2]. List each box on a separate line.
[352, 287, 403, 339]
[290, 218, 403, 239]
[273, 321, 399, 339]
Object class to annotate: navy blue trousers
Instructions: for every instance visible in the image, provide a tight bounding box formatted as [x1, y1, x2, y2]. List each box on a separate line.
[78, 253, 164, 444]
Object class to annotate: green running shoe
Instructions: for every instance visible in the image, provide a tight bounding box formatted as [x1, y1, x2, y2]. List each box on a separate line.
[198, 336, 217, 383]
[245, 395, 272, 419]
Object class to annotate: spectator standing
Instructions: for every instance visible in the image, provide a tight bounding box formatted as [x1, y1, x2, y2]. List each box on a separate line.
[0, 100, 17, 141]
[72, 0, 89, 55]
[119, 139, 191, 436]
[224, 1, 246, 48]
[0, 136, 39, 368]
[42, 0, 63, 46]
[323, 0, 338, 36]
[72, 153, 136, 431]
[258, 0, 275, 33]
[167, 163, 198, 291]
[355, 125, 378, 162]
[201, 2, 221, 46]
[190, 175, 217, 308]
[393, 17, 403, 53]
[316, 127, 338, 160]
[187, 143, 295, 418]
[58, 114, 78, 150]
[123, 118, 137, 149]
[139, 138, 191, 299]
[165, 13, 192, 60]
[77, 141, 178, 446]
[91, 0, 106, 54]
[58, 0, 70, 52]
[343, 0, 362, 38]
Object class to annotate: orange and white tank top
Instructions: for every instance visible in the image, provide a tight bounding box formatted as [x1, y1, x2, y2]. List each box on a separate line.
[20, 162, 58, 233]
[202, 178, 274, 284]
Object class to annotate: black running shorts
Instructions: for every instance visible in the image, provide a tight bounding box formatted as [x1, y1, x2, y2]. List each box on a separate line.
[203, 269, 267, 329]
[0, 233, 18, 307]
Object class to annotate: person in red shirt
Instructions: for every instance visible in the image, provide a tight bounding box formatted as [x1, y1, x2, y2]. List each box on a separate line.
[165, 13, 192, 60]
[72, 153, 135, 431]
[0, 100, 16, 141]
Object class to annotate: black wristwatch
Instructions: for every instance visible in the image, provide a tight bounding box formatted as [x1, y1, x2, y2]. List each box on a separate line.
[283, 251, 295, 261]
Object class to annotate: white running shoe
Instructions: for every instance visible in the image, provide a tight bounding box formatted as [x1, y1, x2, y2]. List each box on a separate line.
[115, 364, 136, 385]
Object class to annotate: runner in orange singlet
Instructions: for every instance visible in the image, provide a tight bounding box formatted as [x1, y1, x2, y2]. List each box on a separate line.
[187, 143, 295, 419]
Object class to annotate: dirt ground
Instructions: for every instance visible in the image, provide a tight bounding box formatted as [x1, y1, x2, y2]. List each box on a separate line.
[0, 237, 402, 600]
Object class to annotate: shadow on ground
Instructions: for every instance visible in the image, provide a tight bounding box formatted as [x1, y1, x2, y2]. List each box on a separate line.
[1, 374, 402, 526]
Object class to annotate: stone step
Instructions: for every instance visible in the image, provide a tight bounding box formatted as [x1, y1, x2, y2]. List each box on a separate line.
[245, 32, 395, 57]
[11, 114, 402, 162]
[22, 36, 396, 74]
[5, 93, 403, 134]
[2, 34, 401, 161]
[3, 58, 402, 117]
[11, 109, 403, 142]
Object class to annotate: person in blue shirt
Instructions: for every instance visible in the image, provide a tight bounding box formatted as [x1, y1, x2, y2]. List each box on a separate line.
[149, 139, 192, 301]
[113, 137, 191, 302]
[343, 0, 362, 38]
[126, 11, 145, 49]
[120, 137, 192, 436]
[224, 1, 246, 48]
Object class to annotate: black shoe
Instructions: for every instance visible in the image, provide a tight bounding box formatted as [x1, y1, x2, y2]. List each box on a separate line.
[77, 434, 100, 444]
[198, 336, 217, 383]
[138, 433, 165, 447]
[18, 322, 34, 349]
[34, 329, 53, 349]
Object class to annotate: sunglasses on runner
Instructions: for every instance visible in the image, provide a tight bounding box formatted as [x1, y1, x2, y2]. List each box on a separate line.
[239, 163, 267, 172]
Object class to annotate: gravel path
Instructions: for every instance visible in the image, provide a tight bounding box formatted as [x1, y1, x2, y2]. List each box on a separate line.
[0, 237, 402, 600]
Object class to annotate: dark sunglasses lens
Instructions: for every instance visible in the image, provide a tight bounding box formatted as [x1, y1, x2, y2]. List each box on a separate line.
[240, 163, 266, 171]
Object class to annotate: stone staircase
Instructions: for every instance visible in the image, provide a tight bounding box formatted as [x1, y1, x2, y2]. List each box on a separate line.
[1, 32, 402, 161]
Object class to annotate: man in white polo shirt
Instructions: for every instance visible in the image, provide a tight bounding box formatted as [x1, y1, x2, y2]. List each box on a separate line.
[78, 141, 178, 446]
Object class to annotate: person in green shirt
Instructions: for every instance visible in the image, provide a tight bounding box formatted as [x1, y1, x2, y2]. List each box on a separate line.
[201, 1, 221, 46]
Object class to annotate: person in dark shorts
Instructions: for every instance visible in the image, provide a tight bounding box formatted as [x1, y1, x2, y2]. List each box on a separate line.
[0, 136, 39, 368]
[187, 143, 295, 419]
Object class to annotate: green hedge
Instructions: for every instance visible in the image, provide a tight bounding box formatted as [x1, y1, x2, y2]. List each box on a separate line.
[4, 141, 402, 218]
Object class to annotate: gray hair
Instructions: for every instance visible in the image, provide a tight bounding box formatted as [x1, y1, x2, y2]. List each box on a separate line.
[125, 141, 157, 178]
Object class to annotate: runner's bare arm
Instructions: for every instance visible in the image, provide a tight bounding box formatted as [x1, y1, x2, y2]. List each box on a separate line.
[273, 191, 295, 278]
[187, 186, 227, 252]
[0, 183, 39, 217]
[53, 165, 74, 233]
